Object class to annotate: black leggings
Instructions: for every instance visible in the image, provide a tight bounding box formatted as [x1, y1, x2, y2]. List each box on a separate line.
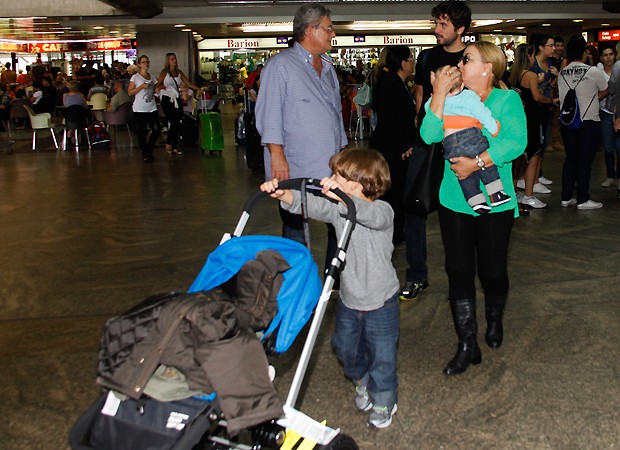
[133, 111, 162, 157]
[438, 205, 514, 301]
[161, 96, 183, 149]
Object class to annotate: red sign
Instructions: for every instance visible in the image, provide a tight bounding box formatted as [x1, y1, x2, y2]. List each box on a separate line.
[599, 30, 620, 41]
[27, 39, 136, 53]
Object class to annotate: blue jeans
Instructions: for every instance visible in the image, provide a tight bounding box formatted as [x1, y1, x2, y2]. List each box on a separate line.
[444, 128, 504, 205]
[600, 110, 620, 179]
[331, 293, 399, 409]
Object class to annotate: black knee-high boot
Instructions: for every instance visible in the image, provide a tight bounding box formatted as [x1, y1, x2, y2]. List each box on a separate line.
[485, 293, 507, 349]
[443, 298, 482, 375]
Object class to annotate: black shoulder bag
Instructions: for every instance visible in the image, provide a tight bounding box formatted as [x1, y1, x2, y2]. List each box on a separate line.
[404, 50, 445, 218]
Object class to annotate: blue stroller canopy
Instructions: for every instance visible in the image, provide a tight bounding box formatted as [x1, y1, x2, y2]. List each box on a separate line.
[189, 235, 322, 353]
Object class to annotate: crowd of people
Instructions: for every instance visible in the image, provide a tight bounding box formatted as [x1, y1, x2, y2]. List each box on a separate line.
[0, 57, 216, 162]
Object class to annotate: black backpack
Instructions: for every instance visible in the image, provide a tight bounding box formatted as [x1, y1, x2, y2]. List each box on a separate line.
[560, 67, 594, 129]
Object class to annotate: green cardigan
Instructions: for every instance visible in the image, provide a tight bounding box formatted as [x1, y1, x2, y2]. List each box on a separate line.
[420, 88, 527, 217]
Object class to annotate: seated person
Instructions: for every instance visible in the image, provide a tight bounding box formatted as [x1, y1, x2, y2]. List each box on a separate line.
[33, 76, 57, 114]
[107, 80, 132, 112]
[87, 73, 108, 100]
[30, 81, 44, 114]
[424, 68, 509, 214]
[0, 83, 11, 125]
[63, 80, 88, 108]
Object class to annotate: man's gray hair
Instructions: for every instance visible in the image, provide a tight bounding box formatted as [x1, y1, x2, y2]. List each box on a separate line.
[292, 2, 332, 43]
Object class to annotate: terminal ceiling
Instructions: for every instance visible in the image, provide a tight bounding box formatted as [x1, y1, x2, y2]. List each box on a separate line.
[1, 0, 620, 42]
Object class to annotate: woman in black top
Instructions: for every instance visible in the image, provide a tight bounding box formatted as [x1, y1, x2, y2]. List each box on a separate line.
[369, 45, 416, 243]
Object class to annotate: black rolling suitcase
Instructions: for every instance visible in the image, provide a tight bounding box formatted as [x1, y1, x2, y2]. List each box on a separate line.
[179, 113, 199, 147]
[242, 91, 264, 174]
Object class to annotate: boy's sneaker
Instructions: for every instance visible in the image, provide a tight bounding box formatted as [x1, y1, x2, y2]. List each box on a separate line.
[355, 386, 373, 411]
[368, 404, 398, 429]
[577, 200, 603, 210]
[489, 191, 511, 206]
[399, 281, 428, 302]
[473, 203, 491, 214]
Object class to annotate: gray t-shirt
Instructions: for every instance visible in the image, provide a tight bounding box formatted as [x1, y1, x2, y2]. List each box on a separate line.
[283, 191, 399, 311]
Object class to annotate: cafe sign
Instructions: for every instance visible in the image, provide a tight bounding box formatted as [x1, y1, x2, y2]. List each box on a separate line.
[27, 39, 136, 53]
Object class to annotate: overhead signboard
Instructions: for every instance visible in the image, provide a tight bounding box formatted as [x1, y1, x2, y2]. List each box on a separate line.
[599, 30, 620, 41]
[24, 39, 137, 53]
[198, 34, 438, 50]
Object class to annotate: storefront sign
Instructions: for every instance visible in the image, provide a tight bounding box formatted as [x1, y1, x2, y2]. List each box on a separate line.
[198, 34, 437, 50]
[27, 39, 136, 53]
[0, 42, 29, 53]
[599, 30, 620, 41]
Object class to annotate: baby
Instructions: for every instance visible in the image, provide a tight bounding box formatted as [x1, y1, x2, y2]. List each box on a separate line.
[426, 68, 510, 213]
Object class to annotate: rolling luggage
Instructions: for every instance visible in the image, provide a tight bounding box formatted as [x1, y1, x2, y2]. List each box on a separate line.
[179, 113, 199, 147]
[88, 121, 111, 150]
[235, 109, 246, 145]
[199, 112, 224, 155]
[241, 90, 264, 174]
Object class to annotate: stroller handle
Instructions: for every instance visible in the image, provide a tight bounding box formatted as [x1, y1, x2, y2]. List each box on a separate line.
[242, 178, 357, 225]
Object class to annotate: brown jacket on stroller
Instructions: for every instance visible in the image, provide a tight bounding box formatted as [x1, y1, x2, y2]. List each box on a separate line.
[96, 250, 290, 435]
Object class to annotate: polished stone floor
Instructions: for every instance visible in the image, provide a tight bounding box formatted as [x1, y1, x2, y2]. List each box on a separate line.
[0, 105, 619, 450]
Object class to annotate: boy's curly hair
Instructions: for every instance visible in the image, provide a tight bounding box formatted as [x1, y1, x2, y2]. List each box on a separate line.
[329, 148, 391, 200]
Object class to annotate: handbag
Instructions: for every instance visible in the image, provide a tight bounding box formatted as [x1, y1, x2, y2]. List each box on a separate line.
[405, 143, 444, 217]
[353, 83, 372, 107]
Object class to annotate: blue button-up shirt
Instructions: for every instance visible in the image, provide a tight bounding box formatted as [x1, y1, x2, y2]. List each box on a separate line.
[256, 42, 347, 180]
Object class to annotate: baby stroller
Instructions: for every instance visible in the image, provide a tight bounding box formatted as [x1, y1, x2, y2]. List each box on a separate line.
[69, 179, 359, 450]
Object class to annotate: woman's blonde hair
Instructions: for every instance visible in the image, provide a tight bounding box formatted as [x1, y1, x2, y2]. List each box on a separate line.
[66, 80, 80, 92]
[329, 148, 391, 200]
[469, 41, 506, 88]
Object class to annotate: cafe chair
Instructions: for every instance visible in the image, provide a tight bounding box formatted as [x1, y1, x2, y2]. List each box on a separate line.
[88, 92, 108, 122]
[61, 105, 91, 152]
[23, 105, 58, 151]
[9, 98, 29, 130]
[102, 102, 133, 146]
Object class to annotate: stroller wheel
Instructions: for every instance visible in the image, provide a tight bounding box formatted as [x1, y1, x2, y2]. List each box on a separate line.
[317, 433, 359, 450]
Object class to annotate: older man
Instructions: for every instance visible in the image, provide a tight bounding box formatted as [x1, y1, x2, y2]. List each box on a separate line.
[107, 80, 132, 112]
[256, 2, 347, 246]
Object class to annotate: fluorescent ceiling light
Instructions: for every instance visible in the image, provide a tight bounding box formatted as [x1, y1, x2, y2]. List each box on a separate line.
[472, 20, 503, 28]
[242, 22, 293, 33]
[350, 21, 432, 31]
[174, 24, 186, 28]
[181, 28, 192, 32]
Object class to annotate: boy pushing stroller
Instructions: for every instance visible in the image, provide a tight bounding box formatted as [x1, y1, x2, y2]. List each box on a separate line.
[261, 148, 400, 429]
